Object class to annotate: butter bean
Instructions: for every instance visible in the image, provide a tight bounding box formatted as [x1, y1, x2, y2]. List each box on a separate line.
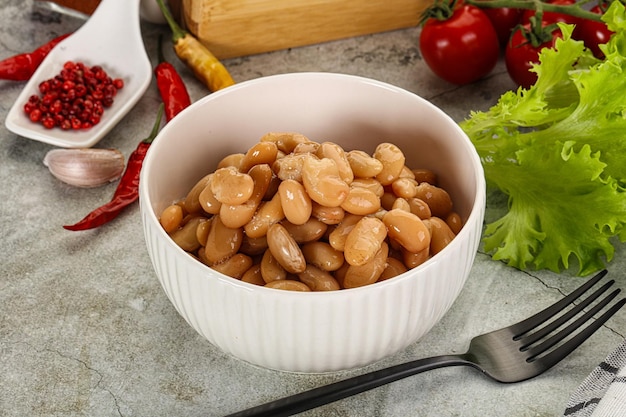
[311, 202, 345, 225]
[399, 165, 416, 179]
[344, 216, 387, 266]
[211, 253, 253, 279]
[379, 257, 408, 281]
[267, 223, 307, 274]
[203, 215, 244, 265]
[184, 173, 212, 214]
[272, 152, 307, 182]
[391, 177, 418, 199]
[293, 141, 320, 154]
[241, 263, 265, 286]
[341, 186, 381, 215]
[220, 164, 273, 228]
[239, 235, 269, 256]
[445, 212, 463, 235]
[298, 264, 341, 291]
[301, 241, 344, 271]
[407, 197, 432, 219]
[261, 132, 311, 154]
[380, 191, 397, 211]
[217, 153, 245, 170]
[317, 141, 353, 184]
[281, 218, 328, 243]
[382, 209, 430, 253]
[170, 216, 207, 252]
[402, 246, 430, 269]
[301, 155, 350, 207]
[219, 202, 256, 229]
[425, 217, 456, 255]
[198, 175, 222, 215]
[335, 262, 350, 288]
[261, 248, 287, 283]
[414, 182, 453, 218]
[238, 141, 279, 173]
[412, 168, 437, 185]
[391, 197, 411, 212]
[350, 178, 384, 197]
[197, 247, 209, 265]
[211, 166, 255, 205]
[343, 242, 389, 288]
[374, 143, 405, 185]
[328, 213, 362, 252]
[265, 280, 311, 292]
[244, 192, 285, 238]
[346, 150, 383, 178]
[160, 204, 184, 233]
[195, 216, 212, 246]
[278, 179, 312, 225]
[264, 174, 281, 200]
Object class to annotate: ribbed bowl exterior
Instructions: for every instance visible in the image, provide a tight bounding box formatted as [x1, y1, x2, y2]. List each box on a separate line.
[140, 73, 485, 373]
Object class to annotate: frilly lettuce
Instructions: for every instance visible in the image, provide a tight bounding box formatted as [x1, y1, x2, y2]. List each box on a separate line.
[459, 1, 626, 276]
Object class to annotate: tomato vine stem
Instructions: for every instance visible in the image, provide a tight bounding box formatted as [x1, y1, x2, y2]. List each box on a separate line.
[464, 0, 603, 21]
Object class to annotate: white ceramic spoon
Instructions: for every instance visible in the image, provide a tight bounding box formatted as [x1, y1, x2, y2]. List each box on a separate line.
[5, 0, 152, 148]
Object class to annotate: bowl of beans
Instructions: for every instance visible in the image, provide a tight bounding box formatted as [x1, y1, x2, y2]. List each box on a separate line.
[139, 72, 485, 373]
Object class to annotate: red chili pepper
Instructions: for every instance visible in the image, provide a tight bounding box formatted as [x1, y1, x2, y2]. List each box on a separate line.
[155, 35, 191, 122]
[63, 105, 164, 231]
[0, 33, 71, 81]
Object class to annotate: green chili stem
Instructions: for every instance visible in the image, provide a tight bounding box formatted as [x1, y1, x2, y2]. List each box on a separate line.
[143, 104, 164, 144]
[155, 0, 188, 42]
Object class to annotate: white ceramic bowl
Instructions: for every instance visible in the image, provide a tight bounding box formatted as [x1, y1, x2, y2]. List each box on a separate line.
[140, 73, 485, 373]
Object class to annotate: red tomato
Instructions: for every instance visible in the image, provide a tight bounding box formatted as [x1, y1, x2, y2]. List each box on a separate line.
[483, 7, 524, 47]
[574, 5, 613, 58]
[505, 24, 562, 88]
[521, 0, 579, 25]
[419, 5, 500, 85]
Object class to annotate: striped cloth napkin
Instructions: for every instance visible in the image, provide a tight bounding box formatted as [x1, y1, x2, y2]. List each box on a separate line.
[563, 339, 626, 416]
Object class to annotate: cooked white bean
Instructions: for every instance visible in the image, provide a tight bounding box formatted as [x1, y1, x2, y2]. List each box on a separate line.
[301, 155, 350, 207]
[374, 143, 405, 186]
[344, 216, 386, 266]
[343, 242, 389, 288]
[267, 223, 307, 274]
[278, 179, 312, 225]
[297, 264, 341, 291]
[382, 209, 430, 253]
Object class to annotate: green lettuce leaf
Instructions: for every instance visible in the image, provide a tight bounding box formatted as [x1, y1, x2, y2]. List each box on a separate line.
[459, 2, 626, 275]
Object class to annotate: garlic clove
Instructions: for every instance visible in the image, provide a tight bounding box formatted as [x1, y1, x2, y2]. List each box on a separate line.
[43, 148, 125, 188]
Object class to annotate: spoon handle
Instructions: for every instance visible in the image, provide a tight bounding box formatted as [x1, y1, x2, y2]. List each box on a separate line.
[73, 0, 141, 42]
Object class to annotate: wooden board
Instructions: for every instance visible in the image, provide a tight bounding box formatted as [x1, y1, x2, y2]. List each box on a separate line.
[182, 0, 429, 59]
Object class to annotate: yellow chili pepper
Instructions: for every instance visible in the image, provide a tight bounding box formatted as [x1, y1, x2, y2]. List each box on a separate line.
[156, 0, 235, 92]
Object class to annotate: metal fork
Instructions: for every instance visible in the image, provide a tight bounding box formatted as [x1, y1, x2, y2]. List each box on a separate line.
[227, 269, 625, 417]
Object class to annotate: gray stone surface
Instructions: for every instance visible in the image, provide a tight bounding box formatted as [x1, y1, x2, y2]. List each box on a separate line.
[1, 1, 625, 416]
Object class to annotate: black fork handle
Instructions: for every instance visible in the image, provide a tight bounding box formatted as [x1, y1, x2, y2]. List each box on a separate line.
[225, 355, 472, 417]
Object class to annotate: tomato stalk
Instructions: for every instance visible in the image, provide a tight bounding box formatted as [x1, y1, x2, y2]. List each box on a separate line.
[419, 0, 462, 23]
[521, 14, 560, 47]
[465, 0, 604, 21]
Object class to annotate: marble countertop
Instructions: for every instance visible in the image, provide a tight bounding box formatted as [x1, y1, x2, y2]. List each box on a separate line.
[2, 1, 625, 416]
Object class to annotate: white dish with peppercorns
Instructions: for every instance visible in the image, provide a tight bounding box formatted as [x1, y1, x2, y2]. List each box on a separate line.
[5, 0, 151, 148]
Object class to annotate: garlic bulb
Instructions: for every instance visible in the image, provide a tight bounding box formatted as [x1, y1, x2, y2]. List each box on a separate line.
[43, 148, 125, 188]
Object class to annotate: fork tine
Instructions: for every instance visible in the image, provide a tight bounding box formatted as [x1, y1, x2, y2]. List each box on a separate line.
[524, 288, 621, 359]
[530, 297, 626, 369]
[519, 279, 616, 348]
[510, 269, 608, 337]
